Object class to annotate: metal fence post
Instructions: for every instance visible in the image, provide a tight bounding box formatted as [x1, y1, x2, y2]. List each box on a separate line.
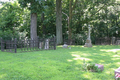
[14, 38, 17, 53]
[1, 37, 3, 51]
[38, 36, 39, 48]
[53, 37, 56, 50]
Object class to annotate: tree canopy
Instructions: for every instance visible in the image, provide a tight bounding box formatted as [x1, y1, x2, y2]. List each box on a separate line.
[0, 0, 120, 44]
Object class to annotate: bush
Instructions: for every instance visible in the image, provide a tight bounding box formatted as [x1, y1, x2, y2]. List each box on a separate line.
[82, 60, 101, 72]
[73, 34, 87, 45]
[87, 63, 101, 72]
[0, 30, 19, 40]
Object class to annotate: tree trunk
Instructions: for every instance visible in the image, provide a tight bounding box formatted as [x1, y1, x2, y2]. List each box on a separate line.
[68, 0, 72, 40]
[30, 13, 37, 40]
[41, 12, 46, 36]
[56, 0, 63, 44]
[68, 0, 78, 40]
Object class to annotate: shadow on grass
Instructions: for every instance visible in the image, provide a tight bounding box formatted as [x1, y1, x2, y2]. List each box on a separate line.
[0, 45, 120, 80]
[48, 45, 120, 80]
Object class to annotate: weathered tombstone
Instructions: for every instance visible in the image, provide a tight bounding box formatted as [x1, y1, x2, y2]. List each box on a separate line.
[44, 39, 49, 49]
[116, 40, 120, 45]
[115, 67, 120, 79]
[39, 41, 44, 49]
[69, 47, 71, 49]
[84, 25, 92, 47]
[63, 42, 68, 48]
[112, 37, 116, 45]
[95, 64, 104, 71]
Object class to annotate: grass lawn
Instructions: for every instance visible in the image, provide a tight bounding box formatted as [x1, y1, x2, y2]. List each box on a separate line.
[0, 45, 120, 80]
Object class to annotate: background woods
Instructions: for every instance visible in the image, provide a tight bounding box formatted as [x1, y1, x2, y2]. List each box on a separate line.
[0, 0, 120, 44]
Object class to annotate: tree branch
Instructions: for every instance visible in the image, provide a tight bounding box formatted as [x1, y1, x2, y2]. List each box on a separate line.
[90, 4, 106, 17]
[62, 11, 69, 26]
[72, 0, 78, 11]
[62, 11, 69, 19]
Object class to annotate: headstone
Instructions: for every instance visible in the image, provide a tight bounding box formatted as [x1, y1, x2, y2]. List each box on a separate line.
[116, 40, 120, 45]
[69, 47, 71, 49]
[84, 25, 92, 47]
[44, 39, 49, 49]
[112, 37, 115, 45]
[115, 67, 120, 79]
[63, 42, 68, 48]
[95, 64, 104, 71]
[39, 41, 44, 49]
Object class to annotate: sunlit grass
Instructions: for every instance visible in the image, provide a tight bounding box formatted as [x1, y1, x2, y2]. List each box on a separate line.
[0, 45, 120, 80]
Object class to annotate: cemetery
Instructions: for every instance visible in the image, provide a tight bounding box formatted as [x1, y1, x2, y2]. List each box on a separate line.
[0, 0, 120, 80]
[0, 25, 120, 80]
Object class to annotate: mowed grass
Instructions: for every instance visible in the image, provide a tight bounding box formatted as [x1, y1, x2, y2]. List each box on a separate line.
[0, 45, 120, 80]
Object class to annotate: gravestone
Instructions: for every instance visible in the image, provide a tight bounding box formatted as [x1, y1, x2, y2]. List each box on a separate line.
[63, 42, 68, 48]
[116, 40, 120, 45]
[44, 39, 49, 49]
[95, 64, 104, 71]
[84, 25, 92, 47]
[39, 41, 44, 49]
[112, 37, 115, 45]
[115, 67, 120, 79]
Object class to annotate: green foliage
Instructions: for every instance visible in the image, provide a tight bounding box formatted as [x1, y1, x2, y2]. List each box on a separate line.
[18, 0, 46, 13]
[72, 33, 87, 45]
[0, 1, 24, 40]
[0, 0, 120, 43]
[19, 8, 31, 38]
[18, 0, 55, 38]
[37, 0, 56, 38]
[62, 0, 119, 42]
[87, 63, 101, 72]
[82, 60, 101, 72]
[0, 30, 19, 40]
[0, 1, 23, 31]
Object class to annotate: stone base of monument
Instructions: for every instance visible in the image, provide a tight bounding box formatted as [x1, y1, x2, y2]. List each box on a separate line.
[84, 39, 92, 47]
[115, 67, 120, 79]
[63, 44, 68, 48]
[95, 64, 104, 71]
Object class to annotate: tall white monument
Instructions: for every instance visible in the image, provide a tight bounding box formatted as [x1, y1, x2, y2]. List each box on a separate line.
[84, 25, 92, 47]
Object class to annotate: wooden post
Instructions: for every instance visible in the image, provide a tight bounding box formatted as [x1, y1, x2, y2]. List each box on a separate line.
[54, 37, 56, 50]
[14, 38, 17, 53]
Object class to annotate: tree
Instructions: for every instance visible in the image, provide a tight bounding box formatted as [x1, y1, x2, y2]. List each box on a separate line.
[61, 0, 78, 40]
[18, 0, 45, 40]
[0, 1, 23, 40]
[1, 0, 119, 45]
[41, 12, 46, 36]
[56, 0, 62, 44]
[68, 0, 78, 40]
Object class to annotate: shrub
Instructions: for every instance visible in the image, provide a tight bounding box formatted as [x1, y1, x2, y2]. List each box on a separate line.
[87, 63, 101, 72]
[0, 30, 19, 40]
[82, 60, 101, 72]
